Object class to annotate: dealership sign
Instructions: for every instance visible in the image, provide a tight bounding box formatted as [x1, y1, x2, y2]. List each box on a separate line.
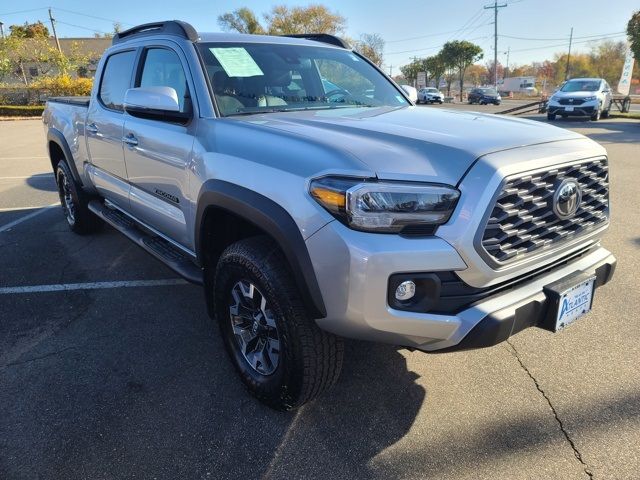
[617, 44, 635, 96]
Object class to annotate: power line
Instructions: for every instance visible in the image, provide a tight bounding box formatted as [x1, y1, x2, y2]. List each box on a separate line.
[386, 27, 479, 44]
[53, 7, 133, 27]
[55, 20, 109, 35]
[508, 33, 628, 53]
[501, 31, 626, 41]
[386, 35, 489, 55]
[0, 7, 47, 16]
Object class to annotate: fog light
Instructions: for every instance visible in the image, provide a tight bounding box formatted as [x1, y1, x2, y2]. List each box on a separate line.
[395, 280, 416, 301]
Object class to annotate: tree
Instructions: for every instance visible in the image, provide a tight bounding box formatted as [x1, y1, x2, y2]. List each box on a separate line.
[354, 33, 384, 67]
[627, 10, 640, 63]
[265, 4, 346, 35]
[399, 59, 422, 86]
[441, 40, 483, 101]
[218, 7, 266, 34]
[589, 40, 626, 85]
[485, 60, 504, 85]
[424, 55, 446, 88]
[8, 21, 49, 38]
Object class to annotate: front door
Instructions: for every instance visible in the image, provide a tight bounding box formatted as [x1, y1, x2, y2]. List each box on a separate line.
[123, 45, 196, 249]
[85, 49, 137, 208]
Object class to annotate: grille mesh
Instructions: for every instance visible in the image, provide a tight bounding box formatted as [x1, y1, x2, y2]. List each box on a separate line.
[480, 158, 609, 263]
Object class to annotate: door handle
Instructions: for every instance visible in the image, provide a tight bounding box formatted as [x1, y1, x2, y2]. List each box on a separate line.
[86, 123, 98, 134]
[122, 133, 138, 147]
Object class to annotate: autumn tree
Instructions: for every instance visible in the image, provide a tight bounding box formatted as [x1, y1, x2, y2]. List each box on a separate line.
[218, 5, 345, 36]
[217, 7, 265, 34]
[353, 33, 384, 67]
[424, 55, 446, 88]
[627, 10, 640, 63]
[441, 40, 483, 101]
[8, 21, 50, 38]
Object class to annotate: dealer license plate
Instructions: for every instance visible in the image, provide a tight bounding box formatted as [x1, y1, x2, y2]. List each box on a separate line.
[554, 277, 595, 331]
[565, 106, 574, 112]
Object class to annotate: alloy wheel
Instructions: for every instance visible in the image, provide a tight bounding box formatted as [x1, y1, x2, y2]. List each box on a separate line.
[229, 280, 280, 375]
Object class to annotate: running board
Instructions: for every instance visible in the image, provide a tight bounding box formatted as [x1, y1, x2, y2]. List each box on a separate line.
[88, 200, 203, 285]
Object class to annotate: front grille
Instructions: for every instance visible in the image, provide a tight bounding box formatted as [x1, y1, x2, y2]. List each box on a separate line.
[480, 158, 609, 264]
[559, 98, 585, 105]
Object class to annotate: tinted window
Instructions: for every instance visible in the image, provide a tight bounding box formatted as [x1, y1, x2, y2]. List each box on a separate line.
[99, 50, 136, 111]
[139, 48, 189, 112]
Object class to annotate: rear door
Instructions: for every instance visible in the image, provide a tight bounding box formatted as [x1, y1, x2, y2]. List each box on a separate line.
[85, 49, 137, 208]
[122, 43, 196, 249]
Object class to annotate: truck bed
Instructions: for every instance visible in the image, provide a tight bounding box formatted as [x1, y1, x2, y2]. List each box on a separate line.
[47, 96, 90, 107]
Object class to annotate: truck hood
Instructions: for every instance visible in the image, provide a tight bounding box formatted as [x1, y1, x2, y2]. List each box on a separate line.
[234, 106, 584, 185]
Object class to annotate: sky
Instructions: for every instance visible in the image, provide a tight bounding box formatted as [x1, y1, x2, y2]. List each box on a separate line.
[0, 0, 636, 75]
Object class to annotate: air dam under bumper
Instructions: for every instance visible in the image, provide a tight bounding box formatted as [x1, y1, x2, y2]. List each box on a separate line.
[306, 221, 616, 352]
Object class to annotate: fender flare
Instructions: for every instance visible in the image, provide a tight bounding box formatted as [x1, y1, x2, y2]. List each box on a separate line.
[47, 128, 83, 185]
[196, 180, 326, 319]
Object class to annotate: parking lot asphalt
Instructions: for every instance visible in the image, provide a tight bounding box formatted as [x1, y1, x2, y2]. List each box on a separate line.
[1, 112, 639, 480]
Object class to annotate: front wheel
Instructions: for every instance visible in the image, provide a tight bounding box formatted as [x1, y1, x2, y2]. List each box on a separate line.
[591, 106, 601, 121]
[547, 113, 556, 120]
[212, 236, 344, 410]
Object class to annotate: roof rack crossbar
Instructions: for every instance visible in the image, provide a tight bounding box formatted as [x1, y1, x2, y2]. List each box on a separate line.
[282, 34, 351, 49]
[112, 20, 198, 45]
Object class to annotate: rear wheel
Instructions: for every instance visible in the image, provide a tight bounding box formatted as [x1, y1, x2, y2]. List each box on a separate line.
[601, 108, 610, 119]
[55, 160, 102, 234]
[212, 236, 343, 410]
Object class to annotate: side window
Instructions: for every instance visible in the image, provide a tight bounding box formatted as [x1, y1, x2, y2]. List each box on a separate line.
[99, 50, 136, 112]
[138, 48, 189, 113]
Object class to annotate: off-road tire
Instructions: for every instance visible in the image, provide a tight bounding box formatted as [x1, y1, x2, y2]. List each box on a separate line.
[212, 236, 344, 410]
[55, 160, 102, 234]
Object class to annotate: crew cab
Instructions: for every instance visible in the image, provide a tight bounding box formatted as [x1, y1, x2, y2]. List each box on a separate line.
[43, 21, 616, 410]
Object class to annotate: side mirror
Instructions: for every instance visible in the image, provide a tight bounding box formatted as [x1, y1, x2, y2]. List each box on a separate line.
[124, 87, 190, 123]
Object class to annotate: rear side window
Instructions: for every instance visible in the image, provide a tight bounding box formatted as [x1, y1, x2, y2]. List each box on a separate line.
[138, 48, 189, 113]
[99, 50, 136, 112]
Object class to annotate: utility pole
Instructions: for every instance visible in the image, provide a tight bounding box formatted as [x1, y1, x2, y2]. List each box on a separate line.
[0, 21, 5, 39]
[48, 8, 62, 54]
[484, 1, 507, 89]
[565, 27, 573, 81]
[389, 65, 392, 76]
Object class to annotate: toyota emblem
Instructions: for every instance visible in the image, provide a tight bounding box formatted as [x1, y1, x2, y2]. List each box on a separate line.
[553, 180, 582, 219]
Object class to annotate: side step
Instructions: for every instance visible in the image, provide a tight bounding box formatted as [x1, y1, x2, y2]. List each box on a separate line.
[88, 200, 203, 285]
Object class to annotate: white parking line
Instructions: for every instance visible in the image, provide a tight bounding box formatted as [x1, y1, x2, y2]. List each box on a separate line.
[0, 203, 59, 233]
[0, 278, 189, 295]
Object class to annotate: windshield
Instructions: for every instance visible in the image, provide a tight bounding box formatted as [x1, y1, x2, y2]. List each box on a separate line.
[561, 80, 600, 92]
[197, 42, 409, 116]
[480, 88, 498, 95]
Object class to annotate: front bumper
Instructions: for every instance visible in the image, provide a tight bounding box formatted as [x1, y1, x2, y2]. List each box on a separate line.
[548, 101, 597, 116]
[307, 220, 615, 352]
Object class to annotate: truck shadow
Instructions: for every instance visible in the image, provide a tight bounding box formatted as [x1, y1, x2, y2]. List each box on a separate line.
[24, 172, 57, 192]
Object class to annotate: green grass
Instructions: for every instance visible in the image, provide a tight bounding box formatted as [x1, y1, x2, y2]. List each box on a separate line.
[0, 105, 44, 117]
[609, 111, 640, 120]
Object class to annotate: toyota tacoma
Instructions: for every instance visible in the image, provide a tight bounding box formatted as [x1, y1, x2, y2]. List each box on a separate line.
[42, 21, 616, 410]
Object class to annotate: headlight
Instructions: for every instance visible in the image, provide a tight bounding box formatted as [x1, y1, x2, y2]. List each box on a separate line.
[309, 177, 460, 233]
[582, 96, 597, 102]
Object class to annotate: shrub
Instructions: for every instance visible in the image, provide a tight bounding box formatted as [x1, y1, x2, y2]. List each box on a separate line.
[0, 105, 45, 116]
[30, 75, 93, 96]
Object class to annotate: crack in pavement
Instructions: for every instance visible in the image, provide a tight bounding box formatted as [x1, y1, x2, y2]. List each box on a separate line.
[2, 346, 77, 369]
[506, 340, 594, 480]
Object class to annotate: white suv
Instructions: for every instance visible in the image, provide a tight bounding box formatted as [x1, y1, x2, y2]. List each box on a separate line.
[547, 78, 613, 121]
[418, 87, 444, 104]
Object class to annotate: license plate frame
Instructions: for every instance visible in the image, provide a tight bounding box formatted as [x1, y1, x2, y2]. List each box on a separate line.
[543, 273, 596, 332]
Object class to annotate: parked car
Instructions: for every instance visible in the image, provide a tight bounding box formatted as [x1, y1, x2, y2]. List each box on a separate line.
[468, 87, 502, 105]
[43, 21, 615, 410]
[400, 84, 418, 103]
[547, 78, 613, 121]
[418, 87, 444, 104]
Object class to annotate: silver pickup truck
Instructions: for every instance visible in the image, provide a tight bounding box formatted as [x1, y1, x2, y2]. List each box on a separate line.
[43, 21, 616, 410]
